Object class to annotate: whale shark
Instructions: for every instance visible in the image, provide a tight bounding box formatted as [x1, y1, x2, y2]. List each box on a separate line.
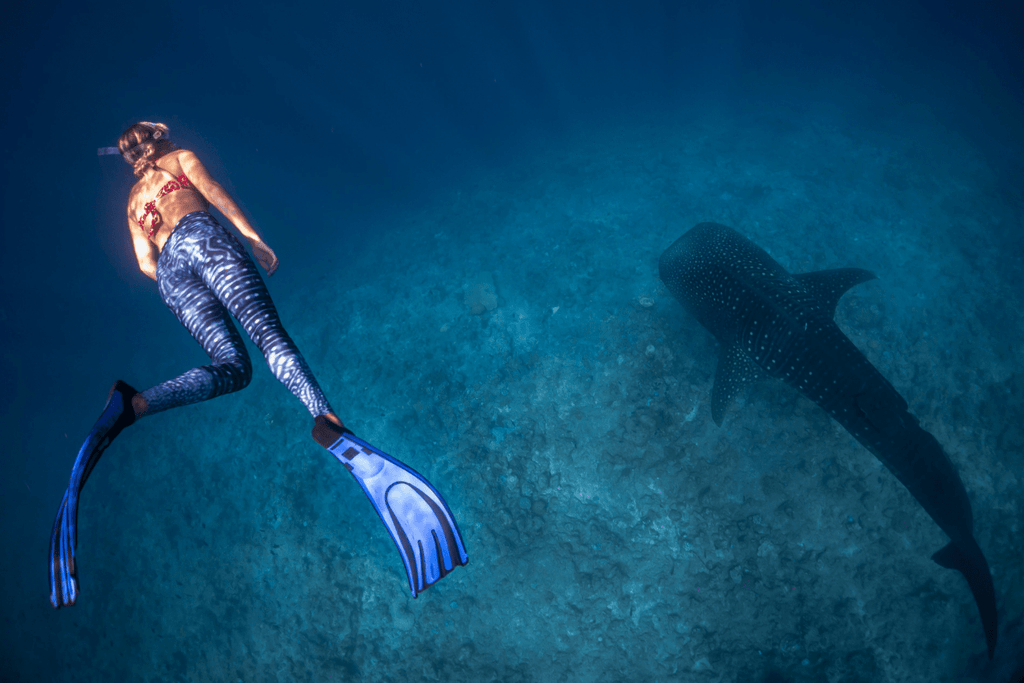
[659, 222, 998, 659]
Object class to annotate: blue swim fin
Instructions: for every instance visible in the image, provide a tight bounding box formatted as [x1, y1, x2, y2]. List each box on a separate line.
[49, 380, 138, 608]
[312, 416, 468, 597]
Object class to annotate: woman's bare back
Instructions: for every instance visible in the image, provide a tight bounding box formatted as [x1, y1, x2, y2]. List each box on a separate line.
[126, 149, 209, 251]
[124, 148, 278, 280]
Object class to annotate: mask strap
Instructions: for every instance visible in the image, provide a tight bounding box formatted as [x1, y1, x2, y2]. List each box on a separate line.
[98, 131, 170, 157]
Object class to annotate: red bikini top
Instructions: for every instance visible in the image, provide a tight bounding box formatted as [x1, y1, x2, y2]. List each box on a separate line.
[139, 171, 194, 238]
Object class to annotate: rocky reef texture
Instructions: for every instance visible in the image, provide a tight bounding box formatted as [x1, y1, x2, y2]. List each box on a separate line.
[45, 101, 1022, 683]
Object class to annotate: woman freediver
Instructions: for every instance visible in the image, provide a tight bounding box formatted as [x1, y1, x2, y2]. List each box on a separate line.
[49, 122, 467, 607]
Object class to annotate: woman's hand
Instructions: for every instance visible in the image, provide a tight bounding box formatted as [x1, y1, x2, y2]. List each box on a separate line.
[251, 240, 279, 276]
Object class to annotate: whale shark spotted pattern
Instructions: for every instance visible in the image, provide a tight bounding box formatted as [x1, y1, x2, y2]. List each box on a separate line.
[659, 222, 998, 659]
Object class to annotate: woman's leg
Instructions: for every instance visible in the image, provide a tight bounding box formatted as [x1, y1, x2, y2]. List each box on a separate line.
[50, 215, 334, 608]
[136, 276, 253, 416]
[186, 218, 335, 418]
[52, 235, 251, 607]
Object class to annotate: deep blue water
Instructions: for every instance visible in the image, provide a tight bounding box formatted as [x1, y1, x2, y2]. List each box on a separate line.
[2, 1, 1023, 681]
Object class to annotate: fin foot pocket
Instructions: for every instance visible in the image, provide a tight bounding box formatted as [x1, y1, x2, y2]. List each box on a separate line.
[312, 416, 468, 597]
[49, 380, 138, 609]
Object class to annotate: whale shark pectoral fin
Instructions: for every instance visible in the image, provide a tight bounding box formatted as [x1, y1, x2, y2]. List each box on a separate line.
[795, 268, 876, 318]
[711, 344, 763, 426]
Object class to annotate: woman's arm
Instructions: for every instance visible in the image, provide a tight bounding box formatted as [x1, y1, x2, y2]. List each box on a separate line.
[128, 215, 159, 280]
[177, 150, 279, 275]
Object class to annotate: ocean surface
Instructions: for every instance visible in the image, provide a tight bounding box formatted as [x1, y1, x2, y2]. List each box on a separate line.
[1, 2, 1022, 682]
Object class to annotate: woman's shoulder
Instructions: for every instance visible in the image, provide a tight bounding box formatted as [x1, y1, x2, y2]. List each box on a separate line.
[165, 147, 196, 160]
[158, 148, 199, 172]
[126, 178, 145, 213]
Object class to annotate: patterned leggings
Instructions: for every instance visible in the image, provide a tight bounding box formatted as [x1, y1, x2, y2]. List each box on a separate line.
[140, 211, 333, 417]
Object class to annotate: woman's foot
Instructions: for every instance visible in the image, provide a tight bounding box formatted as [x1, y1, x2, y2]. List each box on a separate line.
[132, 394, 148, 418]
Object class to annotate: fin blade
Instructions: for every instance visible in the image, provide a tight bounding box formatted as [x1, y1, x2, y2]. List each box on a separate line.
[49, 492, 71, 608]
[313, 417, 468, 598]
[48, 380, 137, 609]
[384, 478, 467, 595]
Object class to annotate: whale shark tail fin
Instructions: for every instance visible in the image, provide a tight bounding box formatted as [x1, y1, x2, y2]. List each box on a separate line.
[932, 539, 998, 659]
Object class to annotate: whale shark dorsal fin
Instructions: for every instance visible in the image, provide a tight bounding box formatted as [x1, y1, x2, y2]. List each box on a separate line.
[795, 268, 877, 318]
[711, 344, 764, 426]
